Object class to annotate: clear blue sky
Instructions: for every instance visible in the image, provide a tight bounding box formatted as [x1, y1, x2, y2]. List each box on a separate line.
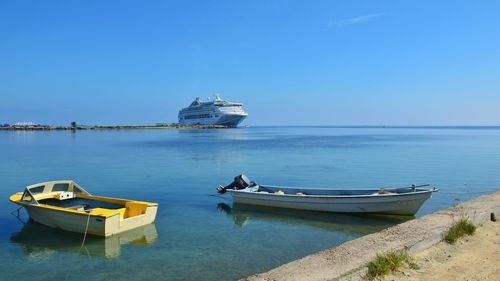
[1, 0, 499, 126]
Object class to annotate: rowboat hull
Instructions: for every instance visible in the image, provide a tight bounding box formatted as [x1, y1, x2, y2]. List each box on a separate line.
[229, 190, 433, 216]
[21, 203, 158, 237]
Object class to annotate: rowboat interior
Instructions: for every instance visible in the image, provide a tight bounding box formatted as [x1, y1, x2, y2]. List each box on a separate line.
[249, 185, 432, 196]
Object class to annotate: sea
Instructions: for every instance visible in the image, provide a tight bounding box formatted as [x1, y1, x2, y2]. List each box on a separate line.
[0, 126, 499, 281]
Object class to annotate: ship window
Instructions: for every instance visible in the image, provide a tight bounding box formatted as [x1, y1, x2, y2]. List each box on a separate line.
[73, 186, 84, 194]
[52, 183, 69, 192]
[184, 114, 212, 119]
[29, 185, 45, 194]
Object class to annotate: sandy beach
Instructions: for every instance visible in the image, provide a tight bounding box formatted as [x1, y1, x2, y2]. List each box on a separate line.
[383, 221, 500, 281]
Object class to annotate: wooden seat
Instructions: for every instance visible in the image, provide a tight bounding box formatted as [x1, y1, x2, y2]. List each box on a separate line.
[67, 204, 87, 210]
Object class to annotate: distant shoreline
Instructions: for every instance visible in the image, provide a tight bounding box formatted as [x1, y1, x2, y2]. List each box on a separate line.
[0, 124, 230, 131]
[2, 125, 500, 131]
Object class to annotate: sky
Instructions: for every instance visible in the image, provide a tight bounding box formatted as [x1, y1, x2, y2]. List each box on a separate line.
[1, 0, 499, 126]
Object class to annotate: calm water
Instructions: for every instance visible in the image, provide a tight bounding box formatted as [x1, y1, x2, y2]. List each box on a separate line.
[0, 127, 499, 280]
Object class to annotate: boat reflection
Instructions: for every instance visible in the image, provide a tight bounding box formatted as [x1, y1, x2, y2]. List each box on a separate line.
[10, 222, 158, 258]
[217, 203, 412, 236]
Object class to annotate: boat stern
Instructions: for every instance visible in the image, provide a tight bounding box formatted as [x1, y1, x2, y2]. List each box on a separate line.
[104, 202, 158, 237]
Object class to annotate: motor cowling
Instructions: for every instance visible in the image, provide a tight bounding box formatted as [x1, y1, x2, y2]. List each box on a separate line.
[217, 174, 254, 193]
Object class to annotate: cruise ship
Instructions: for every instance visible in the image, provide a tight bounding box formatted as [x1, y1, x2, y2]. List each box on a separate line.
[178, 95, 248, 128]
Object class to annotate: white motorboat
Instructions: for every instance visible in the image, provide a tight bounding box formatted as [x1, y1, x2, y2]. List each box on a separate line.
[217, 175, 437, 216]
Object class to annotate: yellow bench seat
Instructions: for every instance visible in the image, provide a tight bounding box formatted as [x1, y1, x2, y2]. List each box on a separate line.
[89, 207, 126, 219]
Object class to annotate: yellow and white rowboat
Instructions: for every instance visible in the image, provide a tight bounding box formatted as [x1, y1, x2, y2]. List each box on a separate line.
[10, 180, 158, 237]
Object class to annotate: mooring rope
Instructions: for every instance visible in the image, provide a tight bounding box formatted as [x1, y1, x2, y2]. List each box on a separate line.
[80, 211, 92, 248]
[65, 211, 92, 281]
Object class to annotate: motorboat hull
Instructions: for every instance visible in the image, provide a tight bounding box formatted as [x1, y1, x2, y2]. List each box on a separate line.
[229, 189, 434, 216]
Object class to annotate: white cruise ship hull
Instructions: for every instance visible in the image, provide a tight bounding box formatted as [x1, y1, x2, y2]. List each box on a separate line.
[179, 113, 247, 128]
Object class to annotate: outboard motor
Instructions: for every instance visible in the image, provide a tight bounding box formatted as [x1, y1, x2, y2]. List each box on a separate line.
[217, 174, 254, 193]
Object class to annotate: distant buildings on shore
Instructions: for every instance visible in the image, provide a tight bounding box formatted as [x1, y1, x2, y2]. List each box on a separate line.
[1, 122, 44, 128]
[14, 122, 38, 126]
[0, 122, 61, 130]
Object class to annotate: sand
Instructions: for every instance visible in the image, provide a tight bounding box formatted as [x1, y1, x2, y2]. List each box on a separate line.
[383, 221, 500, 281]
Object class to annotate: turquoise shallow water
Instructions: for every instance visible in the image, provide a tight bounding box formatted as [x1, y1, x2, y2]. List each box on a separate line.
[0, 127, 499, 280]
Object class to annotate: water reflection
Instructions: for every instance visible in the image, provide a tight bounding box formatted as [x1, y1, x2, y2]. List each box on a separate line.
[176, 128, 252, 141]
[10, 222, 158, 258]
[217, 203, 411, 236]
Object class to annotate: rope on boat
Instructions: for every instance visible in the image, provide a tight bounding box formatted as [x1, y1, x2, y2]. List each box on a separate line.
[80, 210, 92, 248]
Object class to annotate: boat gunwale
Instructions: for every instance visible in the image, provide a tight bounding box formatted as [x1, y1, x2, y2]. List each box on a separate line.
[10, 199, 110, 218]
[10, 194, 158, 218]
[229, 185, 438, 199]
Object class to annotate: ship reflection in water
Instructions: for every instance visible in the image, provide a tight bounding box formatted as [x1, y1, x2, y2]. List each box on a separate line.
[10, 221, 158, 258]
[217, 203, 411, 236]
